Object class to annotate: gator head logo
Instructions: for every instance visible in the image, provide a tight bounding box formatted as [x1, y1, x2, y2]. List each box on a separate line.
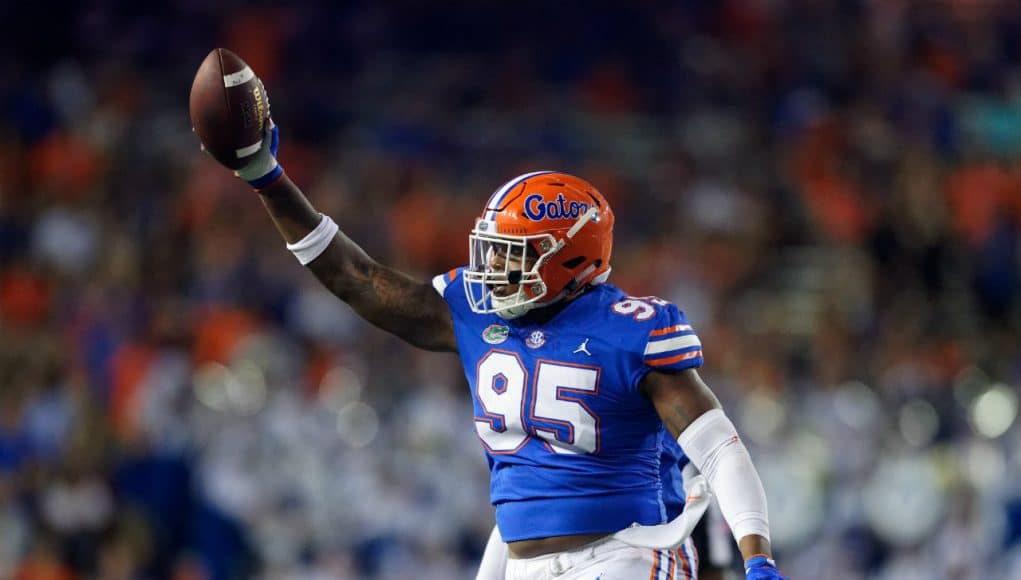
[482, 324, 510, 345]
[523, 193, 591, 221]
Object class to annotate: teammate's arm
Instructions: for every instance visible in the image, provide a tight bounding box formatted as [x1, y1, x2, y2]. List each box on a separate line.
[641, 369, 780, 576]
[219, 124, 456, 353]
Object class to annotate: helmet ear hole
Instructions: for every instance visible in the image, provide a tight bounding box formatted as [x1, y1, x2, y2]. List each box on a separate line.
[562, 256, 586, 269]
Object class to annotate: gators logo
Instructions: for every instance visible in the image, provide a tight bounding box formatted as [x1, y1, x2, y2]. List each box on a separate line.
[523, 193, 590, 221]
[482, 324, 510, 345]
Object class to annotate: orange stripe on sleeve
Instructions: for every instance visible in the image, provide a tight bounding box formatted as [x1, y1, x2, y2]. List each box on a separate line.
[647, 350, 702, 367]
[649, 324, 693, 337]
[447, 269, 458, 282]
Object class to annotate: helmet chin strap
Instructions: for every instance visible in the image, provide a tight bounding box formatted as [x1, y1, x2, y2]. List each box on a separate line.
[493, 266, 610, 320]
[492, 292, 535, 319]
[494, 305, 530, 320]
[549, 207, 599, 255]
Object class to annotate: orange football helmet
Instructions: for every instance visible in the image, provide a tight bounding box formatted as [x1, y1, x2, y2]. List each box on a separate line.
[464, 171, 615, 319]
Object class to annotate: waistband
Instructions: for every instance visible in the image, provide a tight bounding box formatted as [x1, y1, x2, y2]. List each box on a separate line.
[496, 491, 663, 542]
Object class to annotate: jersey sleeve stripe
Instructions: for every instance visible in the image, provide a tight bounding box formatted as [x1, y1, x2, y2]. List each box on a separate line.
[650, 324, 693, 337]
[432, 274, 450, 297]
[644, 335, 701, 356]
[447, 268, 458, 282]
[646, 350, 702, 367]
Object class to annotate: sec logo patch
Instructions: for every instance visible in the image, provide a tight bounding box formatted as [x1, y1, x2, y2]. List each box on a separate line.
[525, 329, 547, 349]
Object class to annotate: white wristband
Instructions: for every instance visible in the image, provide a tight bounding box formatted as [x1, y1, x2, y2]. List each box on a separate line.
[286, 214, 339, 265]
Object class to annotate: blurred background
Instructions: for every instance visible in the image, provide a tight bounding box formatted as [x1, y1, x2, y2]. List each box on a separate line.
[1, 0, 1020, 578]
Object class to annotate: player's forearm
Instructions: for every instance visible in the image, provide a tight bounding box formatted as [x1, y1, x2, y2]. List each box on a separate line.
[679, 408, 773, 557]
[309, 251, 455, 351]
[256, 173, 383, 302]
[256, 173, 325, 243]
[254, 174, 454, 350]
[643, 372, 775, 558]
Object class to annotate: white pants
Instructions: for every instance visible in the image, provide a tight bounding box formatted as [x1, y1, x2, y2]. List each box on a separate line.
[505, 537, 698, 580]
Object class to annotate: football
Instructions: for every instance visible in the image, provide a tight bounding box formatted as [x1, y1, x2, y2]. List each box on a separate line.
[189, 48, 270, 169]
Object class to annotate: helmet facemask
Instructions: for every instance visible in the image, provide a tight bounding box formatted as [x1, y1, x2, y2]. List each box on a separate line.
[465, 221, 558, 319]
[464, 206, 601, 320]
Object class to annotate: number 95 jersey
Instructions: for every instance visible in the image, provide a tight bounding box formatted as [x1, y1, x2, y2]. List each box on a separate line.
[433, 268, 704, 542]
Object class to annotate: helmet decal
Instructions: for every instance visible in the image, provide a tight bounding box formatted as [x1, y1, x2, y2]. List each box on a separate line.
[523, 193, 591, 221]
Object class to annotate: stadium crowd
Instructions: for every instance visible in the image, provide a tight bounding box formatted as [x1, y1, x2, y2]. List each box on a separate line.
[1, 1, 1020, 578]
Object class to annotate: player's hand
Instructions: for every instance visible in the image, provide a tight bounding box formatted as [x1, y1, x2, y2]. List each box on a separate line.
[233, 119, 282, 189]
[745, 555, 788, 580]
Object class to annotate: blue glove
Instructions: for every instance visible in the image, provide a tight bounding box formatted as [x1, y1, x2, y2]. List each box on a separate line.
[234, 120, 283, 189]
[745, 555, 788, 580]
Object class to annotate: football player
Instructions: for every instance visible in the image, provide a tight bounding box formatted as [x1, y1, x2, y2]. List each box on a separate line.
[206, 120, 786, 579]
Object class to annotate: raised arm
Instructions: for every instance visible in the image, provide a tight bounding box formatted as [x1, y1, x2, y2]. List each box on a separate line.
[188, 50, 457, 351]
[641, 369, 785, 579]
[256, 171, 457, 352]
[197, 114, 456, 352]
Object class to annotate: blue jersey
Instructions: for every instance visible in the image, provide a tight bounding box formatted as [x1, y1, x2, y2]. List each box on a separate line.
[660, 432, 690, 520]
[433, 268, 703, 542]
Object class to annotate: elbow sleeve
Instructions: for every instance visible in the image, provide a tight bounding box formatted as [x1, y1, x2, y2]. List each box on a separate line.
[678, 408, 770, 543]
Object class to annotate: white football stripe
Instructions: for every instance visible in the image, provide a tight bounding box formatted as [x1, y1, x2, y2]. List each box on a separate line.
[223, 66, 255, 87]
[484, 170, 556, 220]
[235, 139, 263, 158]
[644, 334, 701, 356]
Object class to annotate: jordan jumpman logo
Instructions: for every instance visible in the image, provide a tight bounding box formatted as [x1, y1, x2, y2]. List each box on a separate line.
[574, 338, 592, 356]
